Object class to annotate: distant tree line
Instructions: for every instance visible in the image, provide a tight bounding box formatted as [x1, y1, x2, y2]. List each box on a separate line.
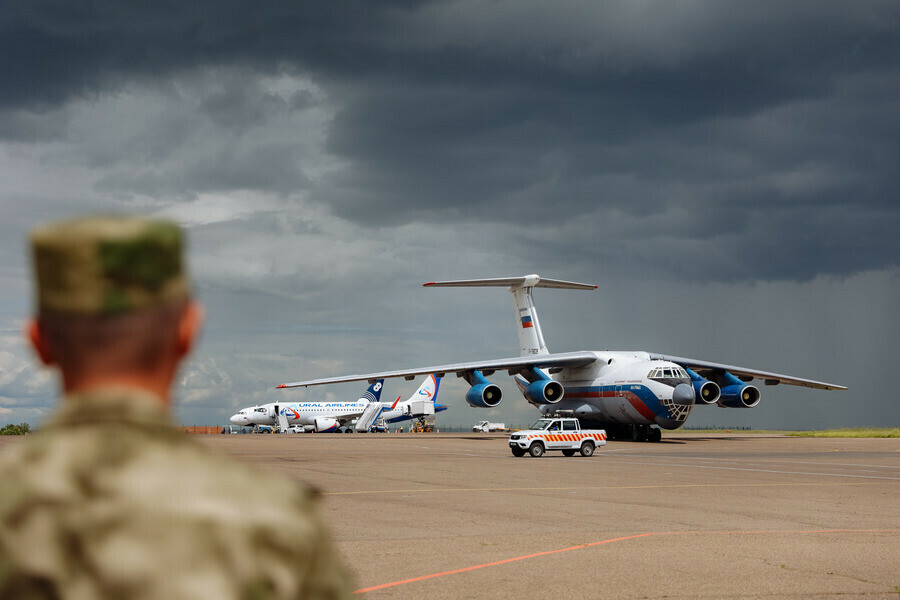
[0, 423, 31, 435]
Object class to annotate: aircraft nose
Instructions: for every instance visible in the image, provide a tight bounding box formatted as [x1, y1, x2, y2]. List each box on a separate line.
[230, 414, 245, 426]
[672, 383, 695, 406]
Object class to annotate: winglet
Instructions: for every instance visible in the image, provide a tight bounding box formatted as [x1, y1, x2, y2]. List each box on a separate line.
[423, 282, 436, 287]
[276, 384, 286, 389]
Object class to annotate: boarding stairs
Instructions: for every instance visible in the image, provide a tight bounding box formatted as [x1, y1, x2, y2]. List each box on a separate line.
[276, 406, 291, 432]
[355, 402, 385, 432]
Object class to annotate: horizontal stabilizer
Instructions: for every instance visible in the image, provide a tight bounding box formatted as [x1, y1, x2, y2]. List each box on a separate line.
[424, 274, 596, 291]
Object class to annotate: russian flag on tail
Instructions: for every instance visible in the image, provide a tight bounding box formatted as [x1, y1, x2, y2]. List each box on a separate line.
[521, 315, 534, 328]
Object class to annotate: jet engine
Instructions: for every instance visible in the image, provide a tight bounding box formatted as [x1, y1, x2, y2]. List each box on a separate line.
[686, 368, 720, 405]
[716, 372, 761, 408]
[314, 417, 339, 432]
[520, 368, 564, 405]
[463, 370, 503, 408]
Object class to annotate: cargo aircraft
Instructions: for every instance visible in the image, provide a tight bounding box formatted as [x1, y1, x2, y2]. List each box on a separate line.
[277, 275, 845, 441]
[236, 374, 446, 433]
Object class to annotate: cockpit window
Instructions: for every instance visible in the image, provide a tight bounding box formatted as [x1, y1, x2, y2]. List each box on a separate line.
[648, 365, 690, 388]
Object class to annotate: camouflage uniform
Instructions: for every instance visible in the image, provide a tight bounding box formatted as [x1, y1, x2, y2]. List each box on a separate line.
[0, 216, 352, 599]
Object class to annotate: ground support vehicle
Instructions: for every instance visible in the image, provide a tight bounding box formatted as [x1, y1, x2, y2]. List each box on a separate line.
[508, 418, 606, 457]
[473, 421, 508, 432]
[412, 417, 435, 433]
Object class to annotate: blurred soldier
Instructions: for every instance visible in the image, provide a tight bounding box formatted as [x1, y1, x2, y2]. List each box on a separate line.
[0, 216, 352, 599]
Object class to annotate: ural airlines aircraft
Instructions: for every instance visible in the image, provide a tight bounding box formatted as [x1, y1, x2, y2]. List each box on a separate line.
[235, 375, 446, 432]
[277, 275, 846, 441]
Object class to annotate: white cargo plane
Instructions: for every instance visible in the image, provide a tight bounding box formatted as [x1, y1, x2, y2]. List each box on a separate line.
[235, 375, 445, 433]
[277, 274, 846, 442]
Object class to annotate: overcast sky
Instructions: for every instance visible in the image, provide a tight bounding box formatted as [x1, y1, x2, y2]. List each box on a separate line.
[1, 0, 897, 431]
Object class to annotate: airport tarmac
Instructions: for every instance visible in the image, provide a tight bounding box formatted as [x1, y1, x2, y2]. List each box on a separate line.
[200, 432, 900, 599]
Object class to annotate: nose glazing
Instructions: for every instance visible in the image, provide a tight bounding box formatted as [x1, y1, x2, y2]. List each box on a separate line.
[672, 383, 695, 407]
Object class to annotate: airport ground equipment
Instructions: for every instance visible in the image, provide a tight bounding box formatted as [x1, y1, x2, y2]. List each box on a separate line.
[354, 402, 385, 432]
[508, 417, 606, 457]
[412, 417, 435, 433]
[472, 421, 508, 432]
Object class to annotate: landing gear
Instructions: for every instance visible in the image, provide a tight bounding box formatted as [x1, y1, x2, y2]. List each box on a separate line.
[630, 425, 662, 442]
[588, 423, 661, 442]
[631, 426, 649, 442]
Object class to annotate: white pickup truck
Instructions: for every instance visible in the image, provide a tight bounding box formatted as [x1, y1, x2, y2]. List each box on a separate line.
[473, 420, 508, 433]
[508, 417, 607, 457]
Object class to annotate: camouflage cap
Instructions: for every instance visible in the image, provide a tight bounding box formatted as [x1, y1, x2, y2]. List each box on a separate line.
[31, 215, 190, 315]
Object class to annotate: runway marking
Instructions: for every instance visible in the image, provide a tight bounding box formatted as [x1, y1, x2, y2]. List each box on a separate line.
[353, 528, 900, 594]
[323, 481, 898, 496]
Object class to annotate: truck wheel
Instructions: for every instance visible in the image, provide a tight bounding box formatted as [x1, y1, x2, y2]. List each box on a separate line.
[511, 447, 525, 457]
[579, 441, 595, 457]
[529, 442, 545, 458]
[561, 450, 576, 457]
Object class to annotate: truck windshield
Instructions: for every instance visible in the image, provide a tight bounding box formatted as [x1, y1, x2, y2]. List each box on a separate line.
[530, 419, 553, 430]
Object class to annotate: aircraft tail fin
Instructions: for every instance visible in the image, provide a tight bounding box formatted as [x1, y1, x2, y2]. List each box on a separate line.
[424, 274, 596, 357]
[359, 379, 384, 403]
[403, 373, 439, 404]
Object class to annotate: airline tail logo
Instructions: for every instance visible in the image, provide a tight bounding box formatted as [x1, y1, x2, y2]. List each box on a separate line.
[521, 315, 534, 329]
[361, 380, 384, 403]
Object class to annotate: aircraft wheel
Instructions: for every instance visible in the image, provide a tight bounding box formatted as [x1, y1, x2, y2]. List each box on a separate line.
[562, 449, 576, 457]
[529, 442, 545, 458]
[649, 428, 662, 443]
[511, 447, 525, 457]
[580, 441, 595, 457]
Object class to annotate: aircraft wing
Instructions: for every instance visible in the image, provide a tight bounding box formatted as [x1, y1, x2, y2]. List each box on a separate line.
[649, 353, 847, 390]
[277, 351, 599, 389]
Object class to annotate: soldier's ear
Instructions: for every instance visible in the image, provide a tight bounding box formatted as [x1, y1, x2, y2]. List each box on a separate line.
[26, 318, 55, 366]
[176, 301, 204, 359]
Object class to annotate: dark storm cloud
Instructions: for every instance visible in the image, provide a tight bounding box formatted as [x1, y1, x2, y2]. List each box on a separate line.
[6, 1, 895, 119]
[0, 0, 418, 111]
[4, 0, 899, 282]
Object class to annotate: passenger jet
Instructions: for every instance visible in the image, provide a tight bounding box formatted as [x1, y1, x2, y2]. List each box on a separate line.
[277, 275, 845, 441]
[236, 375, 446, 432]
